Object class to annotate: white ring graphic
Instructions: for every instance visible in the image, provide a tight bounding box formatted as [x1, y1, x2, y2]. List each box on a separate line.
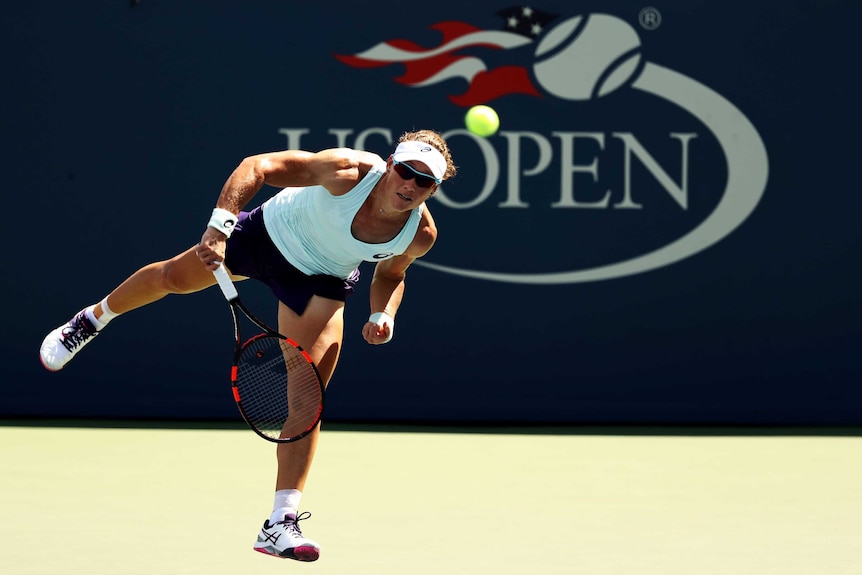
[416, 62, 769, 284]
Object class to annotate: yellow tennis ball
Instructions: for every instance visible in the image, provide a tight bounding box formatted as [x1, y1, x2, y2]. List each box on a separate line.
[465, 105, 500, 137]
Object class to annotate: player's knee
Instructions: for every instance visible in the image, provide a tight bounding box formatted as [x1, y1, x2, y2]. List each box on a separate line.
[156, 260, 197, 295]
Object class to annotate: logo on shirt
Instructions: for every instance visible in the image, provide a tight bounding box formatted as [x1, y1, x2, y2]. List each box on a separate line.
[373, 252, 395, 259]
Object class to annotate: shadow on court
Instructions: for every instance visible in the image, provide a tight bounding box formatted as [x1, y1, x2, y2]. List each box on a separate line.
[2, 420, 860, 575]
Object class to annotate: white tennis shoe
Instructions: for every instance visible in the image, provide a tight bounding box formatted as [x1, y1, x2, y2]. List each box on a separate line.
[253, 511, 320, 562]
[39, 310, 99, 371]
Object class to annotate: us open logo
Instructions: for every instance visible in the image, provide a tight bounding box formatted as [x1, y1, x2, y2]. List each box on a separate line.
[331, 9, 769, 284]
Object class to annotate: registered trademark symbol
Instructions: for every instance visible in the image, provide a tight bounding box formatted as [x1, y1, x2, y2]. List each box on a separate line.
[639, 7, 662, 30]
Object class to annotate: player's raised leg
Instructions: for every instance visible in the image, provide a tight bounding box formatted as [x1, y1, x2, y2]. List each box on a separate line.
[39, 246, 218, 371]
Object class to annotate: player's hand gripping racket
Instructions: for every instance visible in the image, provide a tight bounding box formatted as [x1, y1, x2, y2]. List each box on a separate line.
[212, 263, 324, 443]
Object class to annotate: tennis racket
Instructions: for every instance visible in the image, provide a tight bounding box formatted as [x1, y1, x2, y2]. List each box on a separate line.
[212, 264, 324, 443]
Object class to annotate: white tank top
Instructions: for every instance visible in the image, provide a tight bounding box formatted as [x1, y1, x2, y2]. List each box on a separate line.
[262, 163, 424, 279]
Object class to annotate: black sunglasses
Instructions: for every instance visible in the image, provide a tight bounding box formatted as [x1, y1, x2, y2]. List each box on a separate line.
[392, 160, 441, 189]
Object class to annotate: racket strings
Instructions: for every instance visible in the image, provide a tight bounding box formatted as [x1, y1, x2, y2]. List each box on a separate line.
[234, 337, 323, 441]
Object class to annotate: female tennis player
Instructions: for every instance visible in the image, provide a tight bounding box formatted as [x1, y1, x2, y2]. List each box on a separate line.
[39, 129, 457, 562]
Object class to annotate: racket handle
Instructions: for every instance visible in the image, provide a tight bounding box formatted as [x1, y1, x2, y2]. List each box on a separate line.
[212, 263, 239, 301]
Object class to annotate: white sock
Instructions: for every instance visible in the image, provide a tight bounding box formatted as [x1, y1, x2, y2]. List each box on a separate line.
[270, 489, 302, 522]
[86, 297, 119, 331]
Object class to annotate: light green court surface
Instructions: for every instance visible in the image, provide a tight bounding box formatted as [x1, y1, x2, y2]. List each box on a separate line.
[1, 424, 859, 575]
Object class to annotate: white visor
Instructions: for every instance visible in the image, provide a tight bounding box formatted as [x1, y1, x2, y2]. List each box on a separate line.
[392, 140, 447, 181]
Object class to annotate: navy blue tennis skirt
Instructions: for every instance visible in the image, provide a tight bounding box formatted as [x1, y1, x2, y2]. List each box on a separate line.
[224, 206, 360, 315]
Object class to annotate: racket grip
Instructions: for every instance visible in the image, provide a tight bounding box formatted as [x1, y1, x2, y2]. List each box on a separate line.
[213, 263, 239, 301]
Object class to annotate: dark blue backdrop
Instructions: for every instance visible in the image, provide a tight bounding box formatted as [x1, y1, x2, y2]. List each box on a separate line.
[3, 0, 860, 425]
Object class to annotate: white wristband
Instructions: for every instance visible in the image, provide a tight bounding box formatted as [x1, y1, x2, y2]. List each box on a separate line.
[368, 312, 395, 343]
[207, 208, 238, 237]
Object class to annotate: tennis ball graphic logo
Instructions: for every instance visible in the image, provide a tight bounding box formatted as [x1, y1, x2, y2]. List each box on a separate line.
[534, 14, 643, 100]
